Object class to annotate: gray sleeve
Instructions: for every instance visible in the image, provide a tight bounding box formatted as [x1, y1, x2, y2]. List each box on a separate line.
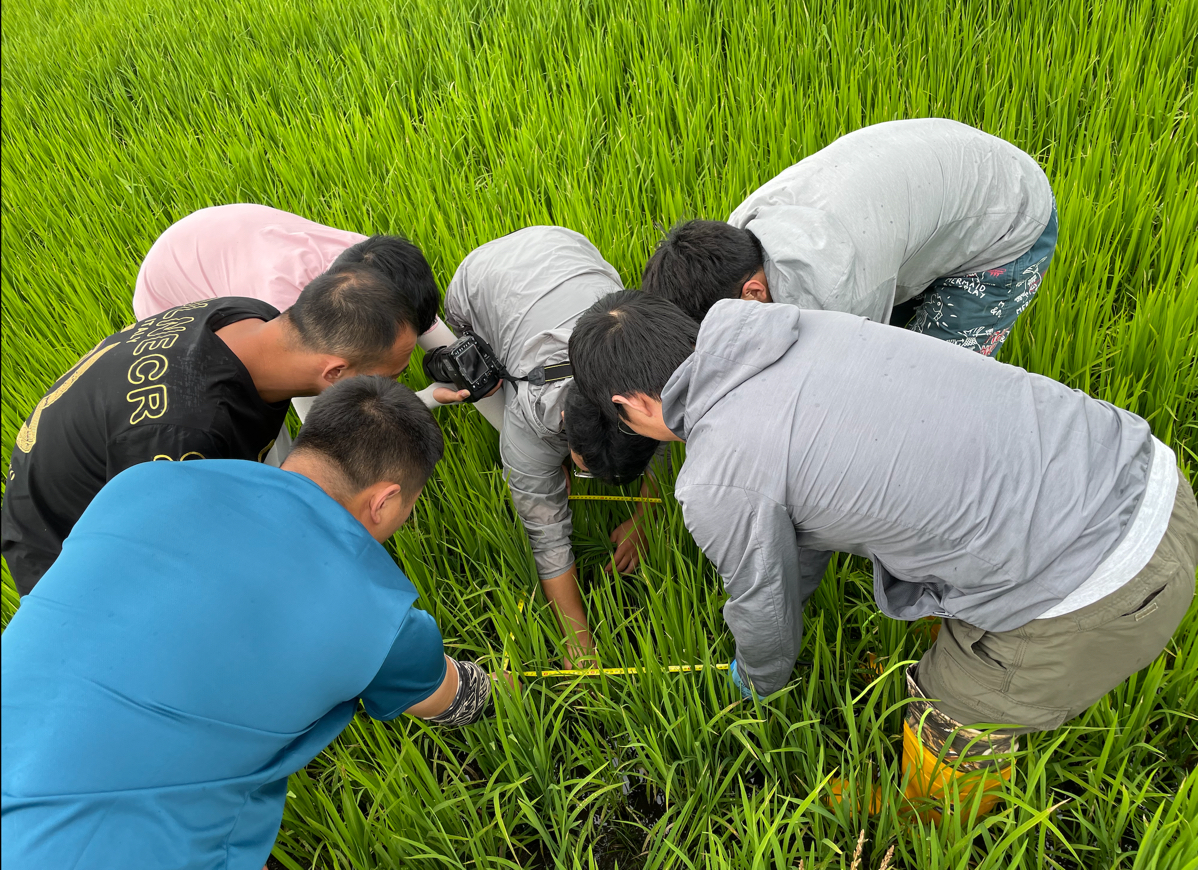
[679, 484, 818, 696]
[500, 407, 574, 580]
[443, 269, 472, 335]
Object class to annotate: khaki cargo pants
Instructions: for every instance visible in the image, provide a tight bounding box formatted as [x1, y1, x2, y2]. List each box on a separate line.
[916, 472, 1198, 732]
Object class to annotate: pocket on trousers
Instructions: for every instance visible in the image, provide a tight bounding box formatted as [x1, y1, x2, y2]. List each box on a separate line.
[953, 622, 1010, 675]
[1120, 585, 1167, 621]
[1077, 559, 1182, 632]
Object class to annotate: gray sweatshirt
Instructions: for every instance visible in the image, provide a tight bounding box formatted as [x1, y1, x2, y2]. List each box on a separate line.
[664, 300, 1152, 695]
[728, 119, 1054, 324]
[445, 226, 623, 579]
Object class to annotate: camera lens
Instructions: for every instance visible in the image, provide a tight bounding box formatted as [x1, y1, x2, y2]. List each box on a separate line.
[422, 346, 459, 385]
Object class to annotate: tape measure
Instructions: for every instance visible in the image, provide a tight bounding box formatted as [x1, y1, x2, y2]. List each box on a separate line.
[500, 600, 723, 678]
[520, 662, 730, 678]
[567, 494, 663, 504]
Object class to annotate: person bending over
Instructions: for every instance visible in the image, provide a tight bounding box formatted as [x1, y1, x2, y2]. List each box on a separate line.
[641, 119, 1057, 357]
[433, 225, 663, 666]
[1, 266, 419, 595]
[570, 293, 1196, 815]
[131, 202, 492, 422]
[1, 377, 498, 870]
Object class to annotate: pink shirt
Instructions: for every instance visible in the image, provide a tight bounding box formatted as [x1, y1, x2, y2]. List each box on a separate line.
[132, 204, 367, 320]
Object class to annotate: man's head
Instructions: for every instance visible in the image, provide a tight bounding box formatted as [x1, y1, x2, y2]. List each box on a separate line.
[284, 375, 444, 541]
[285, 263, 421, 387]
[332, 234, 440, 335]
[564, 385, 660, 485]
[569, 290, 697, 440]
[640, 220, 769, 321]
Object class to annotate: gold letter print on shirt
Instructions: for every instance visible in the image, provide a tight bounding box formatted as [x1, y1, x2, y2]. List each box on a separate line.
[15, 342, 118, 453]
[126, 351, 171, 424]
[127, 385, 169, 424]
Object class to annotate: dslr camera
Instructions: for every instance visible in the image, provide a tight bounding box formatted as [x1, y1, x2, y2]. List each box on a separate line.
[422, 330, 509, 402]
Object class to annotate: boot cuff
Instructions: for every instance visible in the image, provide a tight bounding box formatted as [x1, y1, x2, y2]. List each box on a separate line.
[905, 664, 1017, 769]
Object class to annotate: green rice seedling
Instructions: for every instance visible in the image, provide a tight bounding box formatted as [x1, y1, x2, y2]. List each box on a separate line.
[3, 0, 1197, 865]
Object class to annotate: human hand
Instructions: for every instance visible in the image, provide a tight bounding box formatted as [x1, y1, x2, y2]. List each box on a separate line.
[607, 516, 647, 574]
[432, 386, 471, 405]
[494, 670, 520, 692]
[563, 646, 599, 672]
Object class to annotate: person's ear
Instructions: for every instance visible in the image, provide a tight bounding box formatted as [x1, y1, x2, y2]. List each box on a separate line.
[320, 357, 352, 387]
[740, 273, 771, 303]
[612, 394, 650, 418]
[368, 483, 405, 527]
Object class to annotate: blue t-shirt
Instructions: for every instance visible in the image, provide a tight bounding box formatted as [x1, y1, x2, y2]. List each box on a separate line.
[1, 460, 446, 870]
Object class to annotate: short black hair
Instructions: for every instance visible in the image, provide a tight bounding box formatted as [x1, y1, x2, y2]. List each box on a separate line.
[563, 385, 659, 485]
[332, 234, 439, 334]
[287, 263, 419, 368]
[290, 375, 444, 495]
[568, 290, 698, 423]
[640, 220, 764, 322]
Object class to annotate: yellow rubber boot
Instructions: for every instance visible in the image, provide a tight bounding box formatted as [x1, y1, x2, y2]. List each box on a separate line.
[827, 775, 883, 815]
[901, 721, 1012, 821]
[902, 665, 1015, 822]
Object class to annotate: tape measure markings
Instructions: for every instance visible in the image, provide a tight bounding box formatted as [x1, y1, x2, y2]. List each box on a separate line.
[520, 663, 730, 678]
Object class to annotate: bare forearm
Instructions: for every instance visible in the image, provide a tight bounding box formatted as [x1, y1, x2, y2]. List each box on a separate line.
[634, 477, 655, 520]
[540, 564, 593, 655]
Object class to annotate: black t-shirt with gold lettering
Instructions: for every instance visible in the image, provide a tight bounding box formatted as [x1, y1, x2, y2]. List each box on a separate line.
[1, 298, 290, 594]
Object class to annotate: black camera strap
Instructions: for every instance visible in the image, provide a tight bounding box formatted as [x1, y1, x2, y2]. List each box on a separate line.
[523, 361, 573, 387]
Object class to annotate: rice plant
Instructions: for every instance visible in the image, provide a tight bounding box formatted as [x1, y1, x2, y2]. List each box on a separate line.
[2, 0, 1196, 866]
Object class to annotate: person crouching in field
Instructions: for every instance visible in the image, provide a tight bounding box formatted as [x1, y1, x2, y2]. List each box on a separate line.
[569, 292, 1197, 817]
[430, 226, 661, 667]
[132, 202, 501, 428]
[1, 267, 421, 596]
[642, 119, 1057, 357]
[1, 377, 500, 870]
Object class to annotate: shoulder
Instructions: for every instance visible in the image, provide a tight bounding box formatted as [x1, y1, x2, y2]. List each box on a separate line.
[201, 296, 281, 323]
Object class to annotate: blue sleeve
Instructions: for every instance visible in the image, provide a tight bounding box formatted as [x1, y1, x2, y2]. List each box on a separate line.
[360, 607, 446, 721]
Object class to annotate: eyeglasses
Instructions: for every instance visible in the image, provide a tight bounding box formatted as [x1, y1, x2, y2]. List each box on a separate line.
[572, 468, 596, 479]
[617, 417, 638, 436]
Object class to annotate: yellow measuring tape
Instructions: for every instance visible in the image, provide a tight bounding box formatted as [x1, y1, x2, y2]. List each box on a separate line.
[567, 494, 663, 504]
[501, 600, 723, 678]
[520, 663, 729, 678]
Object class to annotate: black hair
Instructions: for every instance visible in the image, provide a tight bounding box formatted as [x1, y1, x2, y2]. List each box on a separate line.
[287, 263, 419, 369]
[568, 290, 698, 423]
[290, 375, 444, 495]
[563, 385, 659, 485]
[639, 220, 764, 322]
[332, 234, 439, 334]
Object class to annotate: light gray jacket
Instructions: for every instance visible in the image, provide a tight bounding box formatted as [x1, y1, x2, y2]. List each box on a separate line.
[445, 226, 623, 579]
[664, 300, 1152, 695]
[728, 118, 1054, 324]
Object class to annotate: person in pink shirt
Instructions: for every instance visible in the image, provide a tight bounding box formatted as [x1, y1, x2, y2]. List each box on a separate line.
[133, 204, 506, 436]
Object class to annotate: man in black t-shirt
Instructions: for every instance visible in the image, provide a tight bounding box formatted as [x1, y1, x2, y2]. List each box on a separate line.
[2, 264, 423, 594]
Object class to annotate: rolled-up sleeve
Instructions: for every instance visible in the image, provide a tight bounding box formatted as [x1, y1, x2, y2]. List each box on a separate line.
[679, 484, 815, 696]
[500, 409, 574, 580]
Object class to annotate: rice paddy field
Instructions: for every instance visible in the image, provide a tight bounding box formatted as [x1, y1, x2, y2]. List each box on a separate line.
[3, 0, 1197, 866]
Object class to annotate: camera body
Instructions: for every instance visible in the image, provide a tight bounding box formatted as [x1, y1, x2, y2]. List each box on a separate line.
[422, 331, 508, 402]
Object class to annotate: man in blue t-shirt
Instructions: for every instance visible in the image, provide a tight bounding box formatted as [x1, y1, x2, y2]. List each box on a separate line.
[1, 376, 498, 870]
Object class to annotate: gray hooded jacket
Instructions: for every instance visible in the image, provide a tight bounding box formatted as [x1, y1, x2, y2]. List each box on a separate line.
[664, 300, 1152, 695]
[728, 119, 1054, 324]
[445, 226, 623, 579]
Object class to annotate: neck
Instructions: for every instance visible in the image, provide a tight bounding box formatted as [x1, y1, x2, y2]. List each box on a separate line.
[280, 450, 354, 512]
[215, 317, 322, 403]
